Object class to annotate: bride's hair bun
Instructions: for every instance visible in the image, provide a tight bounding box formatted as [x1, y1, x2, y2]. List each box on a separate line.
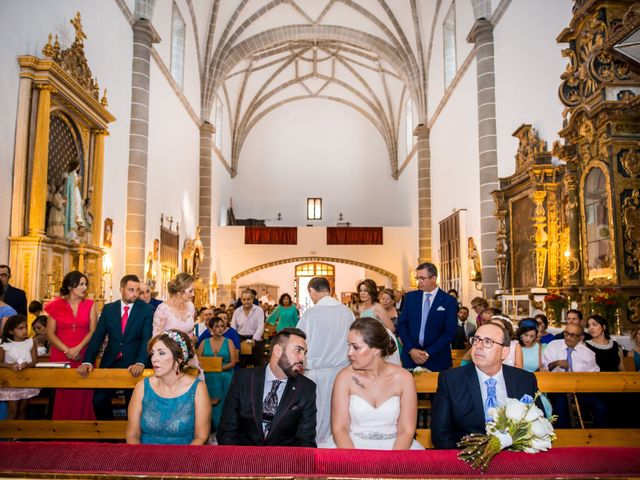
[350, 317, 397, 357]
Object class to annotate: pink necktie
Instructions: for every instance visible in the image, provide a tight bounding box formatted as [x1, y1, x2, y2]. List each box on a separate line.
[122, 305, 129, 333]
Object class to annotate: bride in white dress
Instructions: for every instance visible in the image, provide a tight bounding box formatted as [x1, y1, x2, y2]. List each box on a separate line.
[321, 317, 423, 450]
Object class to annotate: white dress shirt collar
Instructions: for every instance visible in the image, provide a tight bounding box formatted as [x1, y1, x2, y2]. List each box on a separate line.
[120, 300, 134, 317]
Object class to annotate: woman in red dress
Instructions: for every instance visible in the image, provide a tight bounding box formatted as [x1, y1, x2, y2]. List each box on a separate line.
[45, 270, 97, 420]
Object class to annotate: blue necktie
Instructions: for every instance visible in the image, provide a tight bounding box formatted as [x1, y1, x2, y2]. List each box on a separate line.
[418, 293, 431, 346]
[485, 378, 498, 422]
[566, 347, 574, 372]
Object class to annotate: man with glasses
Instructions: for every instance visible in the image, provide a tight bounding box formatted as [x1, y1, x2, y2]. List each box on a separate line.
[552, 309, 591, 341]
[398, 262, 458, 371]
[542, 323, 600, 427]
[431, 322, 538, 449]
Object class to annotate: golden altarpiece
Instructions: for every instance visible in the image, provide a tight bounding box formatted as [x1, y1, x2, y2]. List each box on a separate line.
[9, 14, 114, 304]
[493, 0, 640, 327]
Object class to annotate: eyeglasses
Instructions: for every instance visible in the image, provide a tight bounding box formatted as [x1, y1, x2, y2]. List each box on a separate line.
[563, 331, 584, 338]
[415, 275, 435, 281]
[469, 335, 509, 349]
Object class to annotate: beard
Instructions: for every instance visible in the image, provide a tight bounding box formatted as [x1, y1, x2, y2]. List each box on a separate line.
[278, 354, 303, 378]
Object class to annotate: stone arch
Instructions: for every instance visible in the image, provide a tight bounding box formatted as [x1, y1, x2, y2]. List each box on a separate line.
[231, 256, 398, 289]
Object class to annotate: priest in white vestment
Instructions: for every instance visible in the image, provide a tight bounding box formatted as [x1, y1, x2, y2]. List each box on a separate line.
[297, 277, 354, 445]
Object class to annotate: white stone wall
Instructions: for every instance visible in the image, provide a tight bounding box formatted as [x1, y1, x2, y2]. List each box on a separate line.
[426, 0, 572, 304]
[235, 99, 416, 227]
[212, 226, 417, 292]
[493, 0, 572, 177]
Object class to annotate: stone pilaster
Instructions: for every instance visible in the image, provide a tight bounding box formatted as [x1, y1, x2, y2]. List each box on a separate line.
[198, 122, 215, 284]
[91, 129, 107, 246]
[415, 123, 431, 263]
[468, 19, 498, 296]
[125, 19, 159, 277]
[28, 85, 54, 236]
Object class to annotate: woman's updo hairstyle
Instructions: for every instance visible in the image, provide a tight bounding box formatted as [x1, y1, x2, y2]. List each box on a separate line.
[167, 272, 195, 296]
[148, 329, 195, 372]
[60, 270, 88, 296]
[350, 317, 397, 357]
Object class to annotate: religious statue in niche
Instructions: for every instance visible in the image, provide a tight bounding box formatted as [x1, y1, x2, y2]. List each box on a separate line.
[145, 250, 157, 289]
[103, 218, 113, 248]
[83, 191, 94, 244]
[182, 238, 194, 275]
[63, 160, 86, 242]
[193, 226, 204, 279]
[468, 237, 482, 282]
[46, 181, 66, 238]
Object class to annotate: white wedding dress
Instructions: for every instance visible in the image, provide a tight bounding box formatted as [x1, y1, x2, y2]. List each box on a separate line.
[320, 394, 424, 450]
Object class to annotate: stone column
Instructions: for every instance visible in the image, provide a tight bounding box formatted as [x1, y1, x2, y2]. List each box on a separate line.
[125, 19, 159, 277]
[91, 129, 107, 246]
[28, 84, 54, 236]
[468, 19, 498, 297]
[415, 124, 431, 263]
[198, 122, 214, 284]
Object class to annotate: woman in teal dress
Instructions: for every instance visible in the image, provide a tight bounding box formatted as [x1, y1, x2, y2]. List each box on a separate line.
[266, 293, 299, 332]
[197, 317, 237, 430]
[126, 330, 211, 444]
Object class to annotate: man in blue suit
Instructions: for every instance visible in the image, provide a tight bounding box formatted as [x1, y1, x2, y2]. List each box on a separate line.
[397, 262, 458, 371]
[78, 274, 154, 419]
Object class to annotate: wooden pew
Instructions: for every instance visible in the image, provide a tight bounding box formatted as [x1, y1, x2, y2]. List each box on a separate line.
[413, 371, 640, 394]
[0, 359, 223, 440]
[1, 369, 639, 442]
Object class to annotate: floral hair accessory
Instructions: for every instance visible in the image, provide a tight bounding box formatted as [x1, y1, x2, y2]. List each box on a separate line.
[164, 330, 190, 361]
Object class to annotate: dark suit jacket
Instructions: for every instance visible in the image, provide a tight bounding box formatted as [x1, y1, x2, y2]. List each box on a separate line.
[431, 364, 538, 449]
[397, 289, 458, 371]
[4, 284, 27, 317]
[83, 299, 154, 368]
[217, 365, 317, 447]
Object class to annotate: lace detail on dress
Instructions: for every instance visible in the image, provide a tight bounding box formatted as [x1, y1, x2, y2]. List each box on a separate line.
[140, 377, 199, 444]
[152, 302, 196, 337]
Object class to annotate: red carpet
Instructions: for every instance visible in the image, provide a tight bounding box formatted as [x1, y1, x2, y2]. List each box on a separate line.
[0, 442, 638, 478]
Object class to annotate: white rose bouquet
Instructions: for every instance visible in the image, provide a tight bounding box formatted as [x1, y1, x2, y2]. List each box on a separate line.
[458, 392, 556, 472]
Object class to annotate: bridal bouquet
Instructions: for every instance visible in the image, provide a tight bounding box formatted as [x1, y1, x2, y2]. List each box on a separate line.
[458, 393, 556, 472]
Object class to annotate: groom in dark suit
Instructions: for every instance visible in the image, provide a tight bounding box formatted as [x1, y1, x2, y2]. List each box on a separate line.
[78, 274, 154, 419]
[431, 322, 539, 449]
[217, 327, 317, 447]
[398, 262, 458, 371]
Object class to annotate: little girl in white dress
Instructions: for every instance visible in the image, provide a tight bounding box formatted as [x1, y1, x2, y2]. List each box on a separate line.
[0, 315, 40, 419]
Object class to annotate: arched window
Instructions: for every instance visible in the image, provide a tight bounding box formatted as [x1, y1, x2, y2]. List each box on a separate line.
[214, 96, 223, 150]
[170, 2, 186, 88]
[583, 167, 613, 276]
[405, 99, 413, 153]
[295, 262, 334, 277]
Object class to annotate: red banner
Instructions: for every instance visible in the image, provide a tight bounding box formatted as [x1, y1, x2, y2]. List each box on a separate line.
[244, 227, 298, 244]
[327, 227, 383, 245]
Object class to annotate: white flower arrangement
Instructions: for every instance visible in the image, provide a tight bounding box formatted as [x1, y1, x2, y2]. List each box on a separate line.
[458, 392, 556, 471]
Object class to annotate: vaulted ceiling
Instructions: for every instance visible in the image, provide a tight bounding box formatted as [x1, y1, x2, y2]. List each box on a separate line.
[182, 0, 440, 177]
